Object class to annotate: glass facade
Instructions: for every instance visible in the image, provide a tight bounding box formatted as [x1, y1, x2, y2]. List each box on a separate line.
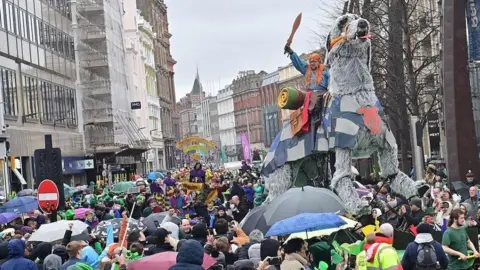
[0, 0, 77, 126]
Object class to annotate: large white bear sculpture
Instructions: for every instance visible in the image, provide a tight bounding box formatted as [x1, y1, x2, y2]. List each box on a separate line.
[262, 14, 419, 216]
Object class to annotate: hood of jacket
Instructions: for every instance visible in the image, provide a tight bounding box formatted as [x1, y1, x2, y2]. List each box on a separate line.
[414, 233, 434, 244]
[35, 242, 53, 261]
[176, 240, 204, 266]
[44, 254, 62, 270]
[0, 242, 9, 260]
[248, 243, 261, 260]
[191, 223, 208, 239]
[8, 239, 25, 258]
[81, 246, 99, 267]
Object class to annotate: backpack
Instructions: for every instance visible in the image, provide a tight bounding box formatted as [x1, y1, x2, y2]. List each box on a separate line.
[415, 242, 437, 270]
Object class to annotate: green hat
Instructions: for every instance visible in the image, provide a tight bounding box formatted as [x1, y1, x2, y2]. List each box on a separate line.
[89, 196, 97, 207]
[136, 195, 145, 202]
[114, 198, 125, 206]
[317, 261, 329, 270]
[66, 209, 75, 220]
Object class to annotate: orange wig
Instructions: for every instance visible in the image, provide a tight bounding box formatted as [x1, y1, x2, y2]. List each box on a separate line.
[305, 53, 324, 87]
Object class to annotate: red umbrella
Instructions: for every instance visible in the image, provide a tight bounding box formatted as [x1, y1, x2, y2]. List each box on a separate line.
[128, 251, 217, 270]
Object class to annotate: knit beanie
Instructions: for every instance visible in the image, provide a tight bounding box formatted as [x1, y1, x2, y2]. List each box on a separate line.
[416, 223, 433, 234]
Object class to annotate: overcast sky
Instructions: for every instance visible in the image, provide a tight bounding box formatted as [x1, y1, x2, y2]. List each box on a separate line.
[165, 0, 336, 101]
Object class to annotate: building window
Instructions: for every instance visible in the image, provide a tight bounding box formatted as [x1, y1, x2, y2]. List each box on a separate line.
[51, 28, 57, 52]
[53, 85, 64, 123]
[40, 80, 54, 122]
[66, 88, 77, 126]
[19, 9, 27, 39]
[28, 14, 36, 43]
[23, 75, 38, 119]
[69, 36, 75, 60]
[0, 0, 4, 29]
[41, 23, 50, 48]
[58, 32, 64, 54]
[35, 19, 41, 45]
[1, 68, 18, 117]
[6, 1, 15, 34]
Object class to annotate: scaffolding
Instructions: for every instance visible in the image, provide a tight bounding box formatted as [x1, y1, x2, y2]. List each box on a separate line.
[74, 0, 149, 154]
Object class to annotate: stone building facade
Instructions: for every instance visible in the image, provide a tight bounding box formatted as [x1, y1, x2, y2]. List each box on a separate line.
[232, 70, 267, 153]
[136, 0, 176, 169]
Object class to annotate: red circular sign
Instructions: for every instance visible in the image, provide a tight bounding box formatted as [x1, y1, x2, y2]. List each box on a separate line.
[37, 179, 59, 214]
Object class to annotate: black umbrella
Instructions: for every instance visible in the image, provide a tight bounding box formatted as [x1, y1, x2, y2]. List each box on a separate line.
[451, 181, 470, 200]
[70, 229, 91, 242]
[93, 218, 146, 238]
[239, 205, 269, 235]
[142, 212, 181, 234]
[263, 187, 346, 226]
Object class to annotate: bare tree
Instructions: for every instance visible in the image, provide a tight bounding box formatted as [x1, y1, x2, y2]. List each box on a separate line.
[365, 0, 442, 170]
[314, 0, 441, 170]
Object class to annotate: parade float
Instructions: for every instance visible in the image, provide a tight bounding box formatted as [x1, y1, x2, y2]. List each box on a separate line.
[261, 13, 420, 215]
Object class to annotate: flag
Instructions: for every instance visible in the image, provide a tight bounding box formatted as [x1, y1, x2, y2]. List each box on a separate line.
[241, 133, 251, 161]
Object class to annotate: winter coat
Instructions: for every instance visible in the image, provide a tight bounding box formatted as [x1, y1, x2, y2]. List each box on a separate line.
[0, 242, 9, 266]
[435, 201, 453, 226]
[34, 242, 53, 270]
[236, 241, 259, 260]
[168, 240, 204, 270]
[1, 239, 36, 270]
[401, 233, 448, 270]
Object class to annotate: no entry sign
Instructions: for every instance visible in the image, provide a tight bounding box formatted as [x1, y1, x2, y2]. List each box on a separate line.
[37, 179, 59, 214]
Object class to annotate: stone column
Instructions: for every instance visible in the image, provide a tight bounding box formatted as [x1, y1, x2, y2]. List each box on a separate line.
[443, 0, 480, 180]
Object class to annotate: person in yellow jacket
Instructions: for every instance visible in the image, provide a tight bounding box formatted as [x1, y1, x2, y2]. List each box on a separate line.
[356, 223, 402, 270]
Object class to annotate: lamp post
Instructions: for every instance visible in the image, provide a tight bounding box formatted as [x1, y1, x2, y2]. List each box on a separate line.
[138, 127, 147, 174]
[150, 129, 158, 170]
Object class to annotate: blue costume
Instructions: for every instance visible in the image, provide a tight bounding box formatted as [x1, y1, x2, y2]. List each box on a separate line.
[290, 52, 329, 91]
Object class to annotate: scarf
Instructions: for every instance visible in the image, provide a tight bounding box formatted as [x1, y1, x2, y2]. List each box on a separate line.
[284, 253, 308, 266]
[414, 233, 434, 244]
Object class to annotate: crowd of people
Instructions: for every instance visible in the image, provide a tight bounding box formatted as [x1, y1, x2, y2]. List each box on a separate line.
[0, 161, 478, 270]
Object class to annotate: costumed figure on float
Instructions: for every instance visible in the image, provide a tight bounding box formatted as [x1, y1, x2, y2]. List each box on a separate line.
[261, 13, 422, 216]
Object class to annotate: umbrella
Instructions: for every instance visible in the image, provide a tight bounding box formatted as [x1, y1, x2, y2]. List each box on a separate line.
[0, 196, 38, 214]
[451, 181, 470, 200]
[29, 220, 89, 242]
[112, 182, 137, 194]
[265, 212, 346, 237]
[263, 187, 346, 226]
[147, 172, 164, 181]
[0, 213, 19, 224]
[63, 184, 78, 198]
[239, 205, 269, 235]
[74, 208, 90, 219]
[143, 212, 181, 233]
[93, 218, 146, 237]
[128, 251, 217, 270]
[286, 216, 358, 240]
[17, 189, 35, 197]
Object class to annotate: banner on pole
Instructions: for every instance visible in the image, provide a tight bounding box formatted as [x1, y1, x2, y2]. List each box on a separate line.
[467, 0, 480, 61]
[241, 133, 251, 162]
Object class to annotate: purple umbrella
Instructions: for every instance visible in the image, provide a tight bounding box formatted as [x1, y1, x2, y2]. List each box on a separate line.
[0, 213, 19, 224]
[74, 208, 90, 219]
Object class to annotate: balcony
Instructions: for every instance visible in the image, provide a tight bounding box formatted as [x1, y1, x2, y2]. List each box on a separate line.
[77, 1, 103, 17]
[84, 108, 114, 123]
[82, 80, 111, 96]
[77, 26, 106, 44]
[80, 56, 109, 75]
